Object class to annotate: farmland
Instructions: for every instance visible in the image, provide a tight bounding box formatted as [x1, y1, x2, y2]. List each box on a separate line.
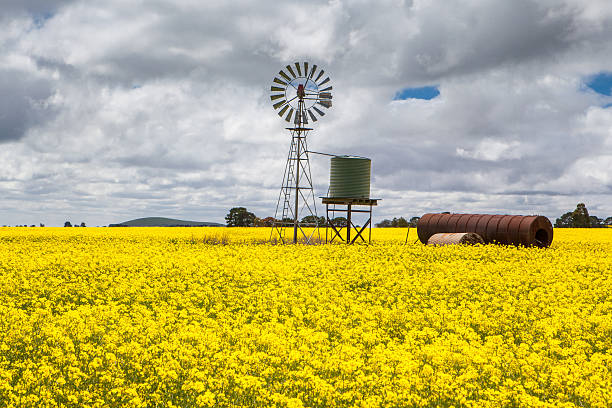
[0, 227, 610, 407]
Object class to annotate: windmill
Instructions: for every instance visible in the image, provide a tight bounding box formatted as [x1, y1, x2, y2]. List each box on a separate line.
[269, 62, 333, 243]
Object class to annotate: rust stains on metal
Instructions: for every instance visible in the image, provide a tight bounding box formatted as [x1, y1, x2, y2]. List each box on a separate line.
[417, 213, 554, 248]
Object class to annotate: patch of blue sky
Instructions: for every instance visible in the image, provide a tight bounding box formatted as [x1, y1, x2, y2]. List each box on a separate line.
[393, 86, 440, 101]
[585, 72, 612, 96]
[30, 12, 54, 30]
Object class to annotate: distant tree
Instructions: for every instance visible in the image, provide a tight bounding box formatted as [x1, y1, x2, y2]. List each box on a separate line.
[260, 216, 276, 227]
[590, 216, 603, 228]
[80, 222, 86, 228]
[376, 217, 413, 227]
[64, 221, 72, 227]
[554, 212, 573, 228]
[301, 215, 326, 226]
[555, 203, 601, 228]
[409, 216, 421, 227]
[275, 217, 291, 226]
[395, 217, 409, 228]
[39, 223, 45, 227]
[225, 207, 256, 227]
[331, 217, 347, 227]
[605, 217, 612, 226]
[572, 203, 591, 228]
[376, 219, 392, 228]
[29, 225, 35, 227]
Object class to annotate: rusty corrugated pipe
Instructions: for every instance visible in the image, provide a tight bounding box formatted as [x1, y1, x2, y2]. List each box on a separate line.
[427, 232, 484, 246]
[417, 213, 554, 248]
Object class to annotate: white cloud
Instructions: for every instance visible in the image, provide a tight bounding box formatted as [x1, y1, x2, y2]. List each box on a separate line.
[1, 0, 612, 226]
[456, 140, 523, 161]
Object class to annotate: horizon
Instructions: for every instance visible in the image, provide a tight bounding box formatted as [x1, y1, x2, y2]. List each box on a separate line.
[3, 205, 611, 228]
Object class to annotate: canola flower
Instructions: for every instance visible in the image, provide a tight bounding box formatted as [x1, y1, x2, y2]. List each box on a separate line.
[0, 227, 610, 407]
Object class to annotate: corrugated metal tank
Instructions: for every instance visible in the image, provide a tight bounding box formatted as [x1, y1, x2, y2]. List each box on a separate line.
[417, 213, 554, 248]
[329, 156, 371, 199]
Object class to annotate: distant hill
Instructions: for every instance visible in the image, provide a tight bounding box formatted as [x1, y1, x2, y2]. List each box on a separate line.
[109, 217, 224, 227]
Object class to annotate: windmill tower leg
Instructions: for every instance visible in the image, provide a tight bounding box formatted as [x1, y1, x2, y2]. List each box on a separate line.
[294, 129, 300, 244]
[271, 127, 320, 244]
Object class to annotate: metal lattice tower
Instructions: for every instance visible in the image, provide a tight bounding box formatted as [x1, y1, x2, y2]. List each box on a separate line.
[268, 62, 333, 243]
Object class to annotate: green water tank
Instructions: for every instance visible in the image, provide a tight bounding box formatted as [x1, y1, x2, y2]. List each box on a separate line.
[329, 156, 371, 199]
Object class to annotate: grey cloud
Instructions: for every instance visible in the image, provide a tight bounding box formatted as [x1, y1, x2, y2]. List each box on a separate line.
[0, 0, 76, 14]
[34, 57, 79, 79]
[405, 0, 576, 80]
[329, 0, 596, 88]
[111, 191, 166, 200]
[114, 153, 207, 171]
[0, 70, 57, 142]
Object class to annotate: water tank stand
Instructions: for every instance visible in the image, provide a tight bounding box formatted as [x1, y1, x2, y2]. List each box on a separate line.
[321, 197, 379, 244]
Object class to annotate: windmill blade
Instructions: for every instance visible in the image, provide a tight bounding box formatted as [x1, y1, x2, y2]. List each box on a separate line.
[271, 86, 285, 92]
[318, 77, 330, 87]
[320, 86, 332, 92]
[279, 70, 292, 82]
[278, 105, 289, 117]
[285, 108, 294, 122]
[295, 62, 302, 76]
[270, 94, 284, 101]
[312, 106, 325, 116]
[315, 70, 324, 82]
[303, 62, 309, 78]
[319, 92, 332, 99]
[273, 100, 287, 109]
[273, 77, 287, 86]
[308, 109, 318, 122]
[309, 65, 317, 79]
[318, 100, 332, 108]
[294, 110, 300, 125]
[286, 65, 296, 78]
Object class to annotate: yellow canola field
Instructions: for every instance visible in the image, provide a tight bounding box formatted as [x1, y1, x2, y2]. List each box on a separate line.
[0, 227, 610, 408]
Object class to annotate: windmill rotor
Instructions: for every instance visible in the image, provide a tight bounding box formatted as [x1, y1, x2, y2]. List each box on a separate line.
[270, 61, 333, 124]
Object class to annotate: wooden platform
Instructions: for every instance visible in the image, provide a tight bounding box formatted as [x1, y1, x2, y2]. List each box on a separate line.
[320, 197, 379, 206]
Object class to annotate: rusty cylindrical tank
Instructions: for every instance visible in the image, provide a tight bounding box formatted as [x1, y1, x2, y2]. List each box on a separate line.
[417, 213, 553, 248]
[427, 233, 485, 246]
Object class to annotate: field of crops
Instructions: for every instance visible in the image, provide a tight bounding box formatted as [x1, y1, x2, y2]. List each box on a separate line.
[0, 227, 610, 407]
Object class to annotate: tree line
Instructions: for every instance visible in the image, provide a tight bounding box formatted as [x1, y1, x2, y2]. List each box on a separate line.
[226, 203, 612, 229]
[8, 203, 609, 229]
[375, 217, 421, 228]
[225, 207, 420, 228]
[225, 207, 362, 227]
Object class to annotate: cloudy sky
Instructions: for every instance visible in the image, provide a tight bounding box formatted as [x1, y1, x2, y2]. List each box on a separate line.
[1, 0, 612, 226]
